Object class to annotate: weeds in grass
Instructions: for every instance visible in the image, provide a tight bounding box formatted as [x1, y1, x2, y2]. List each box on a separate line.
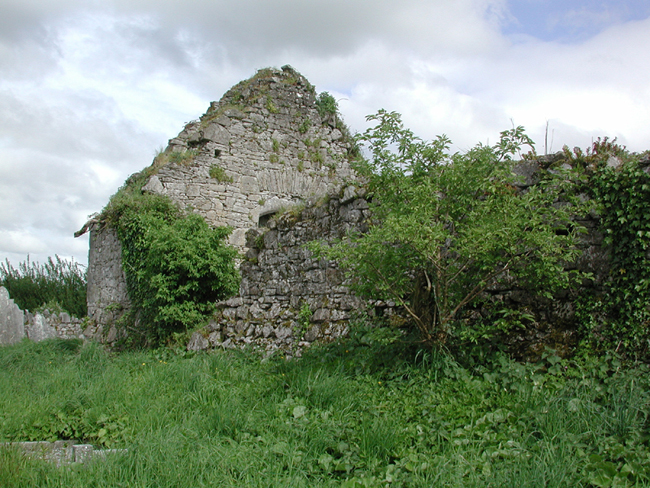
[1, 337, 650, 486]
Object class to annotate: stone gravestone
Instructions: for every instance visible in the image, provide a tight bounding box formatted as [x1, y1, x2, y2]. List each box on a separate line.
[0, 286, 25, 345]
[25, 313, 58, 342]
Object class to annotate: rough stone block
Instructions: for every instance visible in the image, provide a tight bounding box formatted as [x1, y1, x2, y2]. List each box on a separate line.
[0, 287, 25, 345]
[73, 444, 95, 463]
[312, 309, 330, 323]
[187, 332, 209, 351]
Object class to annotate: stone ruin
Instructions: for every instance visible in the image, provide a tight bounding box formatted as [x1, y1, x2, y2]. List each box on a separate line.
[74, 65, 650, 358]
[0, 286, 86, 345]
[79, 66, 362, 349]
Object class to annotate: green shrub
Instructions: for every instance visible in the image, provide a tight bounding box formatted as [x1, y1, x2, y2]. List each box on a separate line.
[316, 92, 338, 119]
[313, 110, 585, 349]
[100, 182, 239, 346]
[0, 256, 87, 317]
[118, 205, 239, 345]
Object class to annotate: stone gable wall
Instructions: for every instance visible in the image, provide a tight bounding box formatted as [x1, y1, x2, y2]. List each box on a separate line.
[84, 66, 358, 334]
[142, 65, 355, 248]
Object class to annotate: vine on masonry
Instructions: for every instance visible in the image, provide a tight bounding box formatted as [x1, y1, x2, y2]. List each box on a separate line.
[99, 174, 239, 346]
[571, 140, 650, 357]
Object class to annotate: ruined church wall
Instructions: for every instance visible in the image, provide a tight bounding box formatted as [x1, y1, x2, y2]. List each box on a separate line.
[142, 66, 355, 248]
[85, 224, 129, 342]
[84, 67, 358, 334]
[187, 188, 371, 355]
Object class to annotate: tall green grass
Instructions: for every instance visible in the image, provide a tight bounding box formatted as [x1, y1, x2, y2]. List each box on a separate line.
[1, 337, 649, 487]
[0, 256, 87, 317]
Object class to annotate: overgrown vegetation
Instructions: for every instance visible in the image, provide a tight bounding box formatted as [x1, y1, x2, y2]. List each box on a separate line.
[2, 335, 650, 486]
[562, 139, 650, 358]
[98, 177, 239, 346]
[316, 92, 338, 119]
[209, 164, 233, 183]
[0, 256, 86, 317]
[152, 148, 199, 168]
[314, 111, 586, 350]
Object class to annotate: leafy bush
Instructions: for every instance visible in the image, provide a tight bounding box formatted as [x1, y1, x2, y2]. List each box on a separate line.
[102, 183, 239, 346]
[0, 256, 87, 317]
[571, 140, 650, 357]
[313, 110, 585, 349]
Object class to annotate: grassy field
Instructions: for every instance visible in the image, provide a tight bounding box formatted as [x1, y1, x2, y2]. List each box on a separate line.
[1, 332, 649, 487]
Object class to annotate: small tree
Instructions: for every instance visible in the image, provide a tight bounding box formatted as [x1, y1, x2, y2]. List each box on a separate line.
[316, 110, 584, 348]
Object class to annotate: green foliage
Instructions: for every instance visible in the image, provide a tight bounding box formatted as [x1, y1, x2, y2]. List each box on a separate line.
[310, 149, 324, 166]
[297, 303, 312, 337]
[266, 95, 279, 114]
[313, 110, 585, 349]
[117, 206, 239, 345]
[315, 91, 338, 120]
[298, 118, 311, 134]
[153, 148, 199, 168]
[0, 256, 87, 317]
[574, 140, 650, 357]
[209, 164, 233, 183]
[100, 179, 239, 345]
[2, 338, 650, 486]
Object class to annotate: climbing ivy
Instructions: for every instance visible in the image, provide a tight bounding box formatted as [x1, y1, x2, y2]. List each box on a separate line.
[100, 177, 239, 346]
[572, 141, 650, 357]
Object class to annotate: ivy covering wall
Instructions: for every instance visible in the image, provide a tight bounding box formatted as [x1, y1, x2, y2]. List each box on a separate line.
[99, 172, 239, 346]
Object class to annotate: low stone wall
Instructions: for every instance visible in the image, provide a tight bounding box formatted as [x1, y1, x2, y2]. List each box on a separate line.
[1, 441, 127, 466]
[24, 310, 85, 342]
[0, 286, 85, 345]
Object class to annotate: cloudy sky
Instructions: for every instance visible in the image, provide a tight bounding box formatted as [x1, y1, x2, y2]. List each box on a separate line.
[1, 0, 649, 268]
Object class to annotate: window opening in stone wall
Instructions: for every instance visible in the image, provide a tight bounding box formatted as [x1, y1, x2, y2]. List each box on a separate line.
[258, 212, 277, 228]
[214, 149, 222, 158]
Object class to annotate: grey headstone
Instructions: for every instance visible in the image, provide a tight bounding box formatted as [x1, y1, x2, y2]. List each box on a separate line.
[0, 287, 25, 345]
[26, 313, 58, 342]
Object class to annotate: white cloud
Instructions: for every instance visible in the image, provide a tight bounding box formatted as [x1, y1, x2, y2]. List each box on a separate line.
[0, 0, 649, 267]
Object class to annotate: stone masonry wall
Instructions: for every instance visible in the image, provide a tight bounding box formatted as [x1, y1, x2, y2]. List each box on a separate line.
[186, 186, 372, 357]
[187, 156, 630, 359]
[0, 286, 24, 344]
[142, 65, 355, 248]
[84, 224, 130, 343]
[84, 66, 358, 334]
